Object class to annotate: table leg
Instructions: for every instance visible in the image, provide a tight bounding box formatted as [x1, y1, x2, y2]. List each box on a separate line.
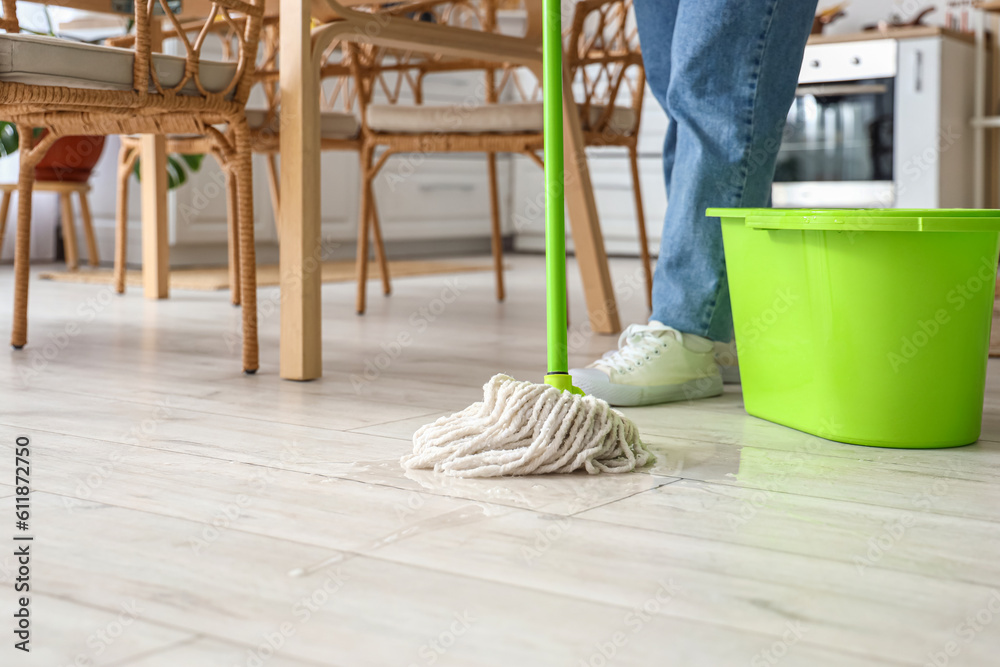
[140, 21, 169, 299]
[279, 0, 323, 381]
[560, 63, 620, 335]
[140, 134, 170, 299]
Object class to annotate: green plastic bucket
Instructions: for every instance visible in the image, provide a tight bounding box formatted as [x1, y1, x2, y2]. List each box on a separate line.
[707, 208, 1000, 449]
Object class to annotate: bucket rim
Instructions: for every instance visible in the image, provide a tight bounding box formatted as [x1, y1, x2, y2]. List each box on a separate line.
[707, 208, 1000, 232]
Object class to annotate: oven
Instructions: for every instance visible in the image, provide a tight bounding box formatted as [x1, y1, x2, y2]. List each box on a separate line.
[773, 39, 898, 208]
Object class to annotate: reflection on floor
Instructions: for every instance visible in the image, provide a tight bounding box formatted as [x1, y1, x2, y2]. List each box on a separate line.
[1, 256, 998, 666]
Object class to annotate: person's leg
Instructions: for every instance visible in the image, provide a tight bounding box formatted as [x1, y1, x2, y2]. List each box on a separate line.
[633, 0, 679, 195]
[572, 0, 816, 406]
[651, 0, 818, 341]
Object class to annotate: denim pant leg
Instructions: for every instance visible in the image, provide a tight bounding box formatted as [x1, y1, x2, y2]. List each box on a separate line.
[634, 1, 679, 193]
[639, 0, 816, 342]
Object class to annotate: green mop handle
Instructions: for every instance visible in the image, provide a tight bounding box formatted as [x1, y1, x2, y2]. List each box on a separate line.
[542, 0, 580, 394]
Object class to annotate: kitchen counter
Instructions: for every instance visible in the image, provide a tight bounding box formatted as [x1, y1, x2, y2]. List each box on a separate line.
[809, 25, 974, 45]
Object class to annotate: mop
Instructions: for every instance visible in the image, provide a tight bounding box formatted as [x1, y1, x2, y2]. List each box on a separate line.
[401, 0, 652, 478]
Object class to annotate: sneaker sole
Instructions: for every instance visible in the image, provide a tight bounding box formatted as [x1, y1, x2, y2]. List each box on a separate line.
[571, 370, 724, 407]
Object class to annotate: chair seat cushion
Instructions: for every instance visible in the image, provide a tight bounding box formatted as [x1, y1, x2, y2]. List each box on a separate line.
[245, 108, 360, 140]
[0, 33, 237, 96]
[366, 101, 637, 135]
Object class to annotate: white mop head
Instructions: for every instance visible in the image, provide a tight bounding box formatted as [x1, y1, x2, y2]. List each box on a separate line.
[402, 374, 653, 477]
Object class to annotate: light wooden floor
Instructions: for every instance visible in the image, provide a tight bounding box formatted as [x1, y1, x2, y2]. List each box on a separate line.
[2, 255, 1000, 667]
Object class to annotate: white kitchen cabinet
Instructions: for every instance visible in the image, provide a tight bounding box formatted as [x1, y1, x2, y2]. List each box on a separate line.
[81, 63, 513, 267]
[894, 35, 976, 208]
[509, 150, 665, 257]
[511, 82, 666, 258]
[80, 137, 281, 268]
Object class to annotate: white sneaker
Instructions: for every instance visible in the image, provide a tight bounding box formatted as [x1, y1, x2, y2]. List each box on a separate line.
[570, 321, 723, 407]
[714, 339, 740, 384]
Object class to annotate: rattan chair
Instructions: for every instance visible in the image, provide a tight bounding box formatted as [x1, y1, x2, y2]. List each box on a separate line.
[0, 0, 265, 372]
[525, 0, 650, 307]
[109, 17, 278, 307]
[349, 0, 649, 314]
[112, 16, 389, 307]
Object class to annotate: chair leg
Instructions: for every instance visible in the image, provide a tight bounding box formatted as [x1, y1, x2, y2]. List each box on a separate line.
[265, 152, 281, 239]
[232, 122, 259, 373]
[225, 167, 242, 306]
[114, 144, 138, 294]
[12, 128, 59, 349]
[486, 152, 505, 302]
[12, 155, 38, 349]
[78, 189, 99, 267]
[356, 145, 375, 315]
[0, 190, 11, 254]
[369, 189, 391, 296]
[629, 146, 653, 312]
[60, 192, 79, 271]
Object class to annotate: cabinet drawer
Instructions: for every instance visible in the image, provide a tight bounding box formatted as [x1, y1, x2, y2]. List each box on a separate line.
[799, 39, 897, 84]
[511, 154, 663, 256]
[373, 156, 505, 235]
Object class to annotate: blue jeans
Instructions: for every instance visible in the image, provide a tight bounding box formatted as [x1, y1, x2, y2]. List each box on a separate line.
[635, 0, 817, 341]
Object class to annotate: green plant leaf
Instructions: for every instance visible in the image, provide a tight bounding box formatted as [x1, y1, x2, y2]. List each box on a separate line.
[166, 155, 187, 189]
[179, 153, 205, 172]
[132, 152, 205, 190]
[0, 122, 18, 158]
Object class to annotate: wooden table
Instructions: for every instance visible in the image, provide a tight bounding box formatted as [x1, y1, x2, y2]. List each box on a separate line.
[41, 0, 622, 380]
[278, 0, 621, 380]
[44, 0, 329, 303]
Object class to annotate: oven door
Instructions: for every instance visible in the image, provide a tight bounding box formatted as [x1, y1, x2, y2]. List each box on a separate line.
[773, 78, 895, 208]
